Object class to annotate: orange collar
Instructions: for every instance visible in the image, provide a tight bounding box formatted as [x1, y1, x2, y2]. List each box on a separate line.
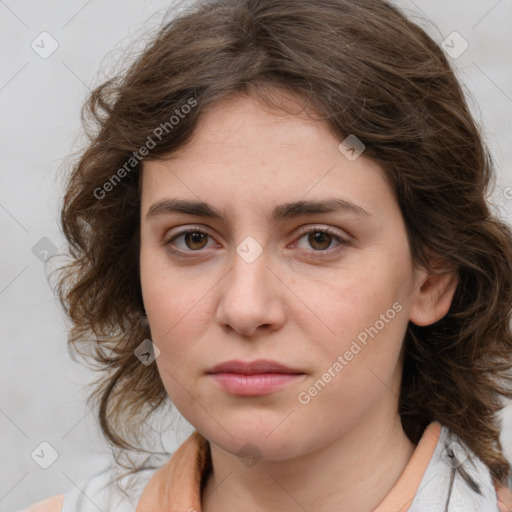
[135, 422, 512, 512]
[136, 429, 210, 512]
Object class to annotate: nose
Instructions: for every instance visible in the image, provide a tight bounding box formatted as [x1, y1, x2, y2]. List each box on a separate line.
[215, 247, 286, 338]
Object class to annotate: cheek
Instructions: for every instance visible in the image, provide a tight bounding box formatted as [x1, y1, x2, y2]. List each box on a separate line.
[299, 262, 408, 354]
[140, 243, 211, 340]
[294, 285, 407, 436]
[145, 287, 211, 408]
[140, 266, 219, 396]
[144, 282, 211, 360]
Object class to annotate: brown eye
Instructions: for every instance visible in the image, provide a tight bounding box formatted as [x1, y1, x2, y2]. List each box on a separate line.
[293, 226, 350, 258]
[165, 228, 213, 252]
[307, 231, 333, 251]
[183, 231, 209, 250]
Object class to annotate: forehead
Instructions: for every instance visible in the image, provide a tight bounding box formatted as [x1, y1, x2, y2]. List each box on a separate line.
[140, 94, 397, 222]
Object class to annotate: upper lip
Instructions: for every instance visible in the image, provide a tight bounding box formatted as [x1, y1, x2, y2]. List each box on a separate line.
[207, 359, 304, 375]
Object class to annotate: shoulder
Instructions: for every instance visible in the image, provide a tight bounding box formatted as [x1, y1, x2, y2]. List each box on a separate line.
[14, 495, 64, 512]
[14, 465, 159, 512]
[410, 424, 511, 512]
[496, 482, 512, 512]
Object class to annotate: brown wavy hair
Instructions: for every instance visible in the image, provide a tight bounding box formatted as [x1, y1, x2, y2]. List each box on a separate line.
[54, 0, 512, 484]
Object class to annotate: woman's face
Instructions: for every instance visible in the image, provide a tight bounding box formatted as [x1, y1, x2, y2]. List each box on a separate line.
[139, 93, 434, 460]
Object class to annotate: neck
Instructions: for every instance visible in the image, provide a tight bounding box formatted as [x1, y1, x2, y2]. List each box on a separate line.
[201, 412, 416, 512]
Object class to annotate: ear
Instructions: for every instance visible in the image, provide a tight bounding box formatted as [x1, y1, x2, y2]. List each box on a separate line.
[409, 261, 458, 327]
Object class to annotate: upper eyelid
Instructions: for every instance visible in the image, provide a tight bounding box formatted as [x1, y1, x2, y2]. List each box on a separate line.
[164, 223, 348, 238]
[296, 224, 348, 237]
[163, 224, 350, 248]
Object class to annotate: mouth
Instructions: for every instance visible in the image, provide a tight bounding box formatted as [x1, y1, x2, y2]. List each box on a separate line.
[207, 359, 306, 396]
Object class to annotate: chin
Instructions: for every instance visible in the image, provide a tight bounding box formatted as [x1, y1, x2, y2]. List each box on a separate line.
[198, 422, 309, 462]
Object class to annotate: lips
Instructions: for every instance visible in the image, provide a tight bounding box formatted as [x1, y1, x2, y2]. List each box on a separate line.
[207, 359, 303, 375]
[207, 359, 306, 396]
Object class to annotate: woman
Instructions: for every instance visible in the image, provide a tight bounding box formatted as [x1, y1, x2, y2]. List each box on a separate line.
[19, 0, 512, 510]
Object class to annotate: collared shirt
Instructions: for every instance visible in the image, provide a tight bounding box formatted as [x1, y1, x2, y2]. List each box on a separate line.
[18, 422, 512, 512]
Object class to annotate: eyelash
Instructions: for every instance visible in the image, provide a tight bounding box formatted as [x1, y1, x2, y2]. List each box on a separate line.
[163, 225, 351, 258]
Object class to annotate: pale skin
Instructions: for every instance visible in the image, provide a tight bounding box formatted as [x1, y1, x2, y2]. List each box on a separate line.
[139, 92, 458, 512]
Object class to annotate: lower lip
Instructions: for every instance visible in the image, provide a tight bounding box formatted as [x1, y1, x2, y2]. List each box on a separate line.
[209, 372, 305, 396]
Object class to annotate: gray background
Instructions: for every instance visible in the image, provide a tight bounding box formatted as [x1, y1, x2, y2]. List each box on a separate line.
[1, 0, 511, 510]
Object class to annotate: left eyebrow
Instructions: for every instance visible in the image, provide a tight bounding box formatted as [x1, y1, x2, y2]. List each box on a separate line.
[272, 198, 372, 222]
[144, 197, 373, 223]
